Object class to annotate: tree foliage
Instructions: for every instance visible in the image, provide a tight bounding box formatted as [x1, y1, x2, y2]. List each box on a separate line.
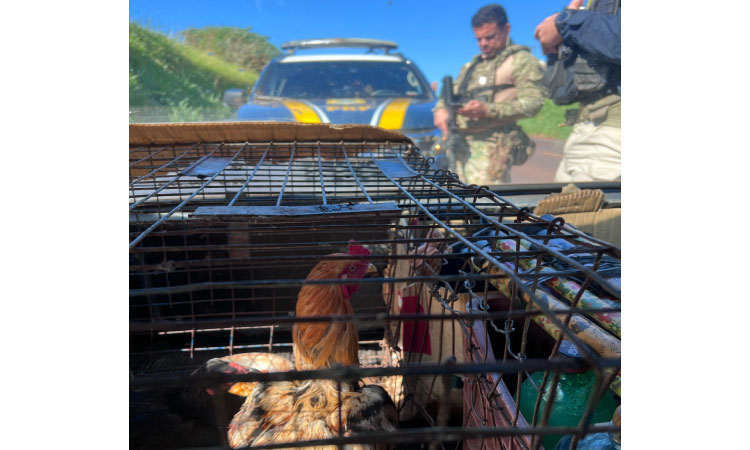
[180, 26, 280, 74]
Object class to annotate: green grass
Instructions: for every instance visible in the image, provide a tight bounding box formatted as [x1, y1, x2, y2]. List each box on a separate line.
[129, 22, 272, 123]
[519, 99, 579, 141]
[181, 26, 279, 74]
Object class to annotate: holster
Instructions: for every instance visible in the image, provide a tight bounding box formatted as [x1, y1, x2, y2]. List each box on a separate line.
[503, 125, 535, 167]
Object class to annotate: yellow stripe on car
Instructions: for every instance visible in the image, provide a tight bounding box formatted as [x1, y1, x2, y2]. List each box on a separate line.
[282, 100, 322, 123]
[377, 98, 411, 129]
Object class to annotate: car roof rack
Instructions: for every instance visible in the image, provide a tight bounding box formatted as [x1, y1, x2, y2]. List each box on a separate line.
[281, 38, 398, 55]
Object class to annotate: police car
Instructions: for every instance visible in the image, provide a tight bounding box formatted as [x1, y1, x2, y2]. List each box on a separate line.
[233, 38, 439, 150]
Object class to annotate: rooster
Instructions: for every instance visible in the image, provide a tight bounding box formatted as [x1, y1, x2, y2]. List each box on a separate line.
[225, 243, 398, 449]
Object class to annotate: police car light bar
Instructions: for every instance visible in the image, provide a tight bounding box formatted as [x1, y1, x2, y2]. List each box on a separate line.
[281, 38, 398, 54]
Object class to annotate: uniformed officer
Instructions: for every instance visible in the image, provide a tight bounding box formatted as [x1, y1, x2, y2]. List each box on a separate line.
[535, 0, 621, 182]
[433, 4, 546, 185]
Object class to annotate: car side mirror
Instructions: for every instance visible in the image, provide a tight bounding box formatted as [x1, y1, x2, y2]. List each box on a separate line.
[222, 88, 247, 109]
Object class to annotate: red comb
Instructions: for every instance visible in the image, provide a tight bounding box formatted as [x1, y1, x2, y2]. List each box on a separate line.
[347, 242, 371, 256]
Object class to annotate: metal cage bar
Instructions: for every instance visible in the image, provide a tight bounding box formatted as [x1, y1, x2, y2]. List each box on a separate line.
[130, 136, 620, 450]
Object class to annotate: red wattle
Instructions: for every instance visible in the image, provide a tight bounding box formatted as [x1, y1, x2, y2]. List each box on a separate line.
[341, 284, 359, 298]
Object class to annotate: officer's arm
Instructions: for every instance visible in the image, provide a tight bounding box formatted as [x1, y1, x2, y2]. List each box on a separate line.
[485, 52, 546, 122]
[557, 9, 621, 65]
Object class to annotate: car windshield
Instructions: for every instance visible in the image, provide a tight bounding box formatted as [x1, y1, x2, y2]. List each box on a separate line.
[256, 61, 431, 99]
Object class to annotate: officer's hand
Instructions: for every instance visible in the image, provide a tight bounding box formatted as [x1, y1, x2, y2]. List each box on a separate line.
[434, 108, 450, 138]
[534, 13, 563, 55]
[535, 1, 583, 55]
[457, 100, 488, 119]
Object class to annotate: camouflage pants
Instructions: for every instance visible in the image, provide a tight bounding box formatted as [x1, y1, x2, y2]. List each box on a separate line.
[458, 129, 520, 185]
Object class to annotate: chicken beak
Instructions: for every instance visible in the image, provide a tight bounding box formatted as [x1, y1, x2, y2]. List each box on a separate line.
[364, 262, 378, 277]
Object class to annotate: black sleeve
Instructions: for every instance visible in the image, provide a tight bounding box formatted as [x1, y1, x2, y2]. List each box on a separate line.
[557, 9, 621, 65]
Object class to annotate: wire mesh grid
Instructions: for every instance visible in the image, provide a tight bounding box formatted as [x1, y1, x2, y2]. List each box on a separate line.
[130, 131, 621, 450]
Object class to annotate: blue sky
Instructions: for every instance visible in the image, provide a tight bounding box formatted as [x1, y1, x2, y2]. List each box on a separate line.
[129, 0, 569, 85]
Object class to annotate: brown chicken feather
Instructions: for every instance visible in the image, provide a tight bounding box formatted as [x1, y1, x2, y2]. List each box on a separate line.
[293, 254, 368, 371]
[228, 380, 397, 450]
[226, 244, 397, 450]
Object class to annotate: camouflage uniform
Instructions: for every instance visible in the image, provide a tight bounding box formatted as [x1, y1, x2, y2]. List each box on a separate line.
[435, 45, 546, 185]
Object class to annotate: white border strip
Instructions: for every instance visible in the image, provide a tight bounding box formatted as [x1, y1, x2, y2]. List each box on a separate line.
[369, 99, 393, 126]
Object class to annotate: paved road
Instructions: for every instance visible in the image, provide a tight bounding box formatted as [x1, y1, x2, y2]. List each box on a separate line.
[509, 137, 564, 184]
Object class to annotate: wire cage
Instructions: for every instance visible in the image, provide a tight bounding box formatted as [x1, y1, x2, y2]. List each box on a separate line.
[129, 122, 621, 450]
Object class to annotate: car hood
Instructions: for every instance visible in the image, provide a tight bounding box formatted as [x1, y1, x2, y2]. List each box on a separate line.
[236, 97, 436, 132]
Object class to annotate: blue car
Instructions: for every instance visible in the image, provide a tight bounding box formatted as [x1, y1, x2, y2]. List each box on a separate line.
[233, 38, 439, 150]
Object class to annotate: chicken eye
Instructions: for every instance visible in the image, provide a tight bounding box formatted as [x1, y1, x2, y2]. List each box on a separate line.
[348, 265, 356, 272]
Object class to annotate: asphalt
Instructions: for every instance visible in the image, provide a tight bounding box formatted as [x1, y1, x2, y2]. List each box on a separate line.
[509, 137, 564, 184]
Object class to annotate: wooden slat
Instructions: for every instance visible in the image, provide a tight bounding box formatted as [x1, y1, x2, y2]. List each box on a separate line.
[463, 293, 535, 450]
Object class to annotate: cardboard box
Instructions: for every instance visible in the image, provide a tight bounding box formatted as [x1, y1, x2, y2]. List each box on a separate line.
[557, 207, 621, 248]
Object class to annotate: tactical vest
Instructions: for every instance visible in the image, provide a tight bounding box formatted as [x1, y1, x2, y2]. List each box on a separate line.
[581, 0, 621, 126]
[457, 45, 530, 105]
[454, 45, 538, 167]
[455, 45, 532, 131]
